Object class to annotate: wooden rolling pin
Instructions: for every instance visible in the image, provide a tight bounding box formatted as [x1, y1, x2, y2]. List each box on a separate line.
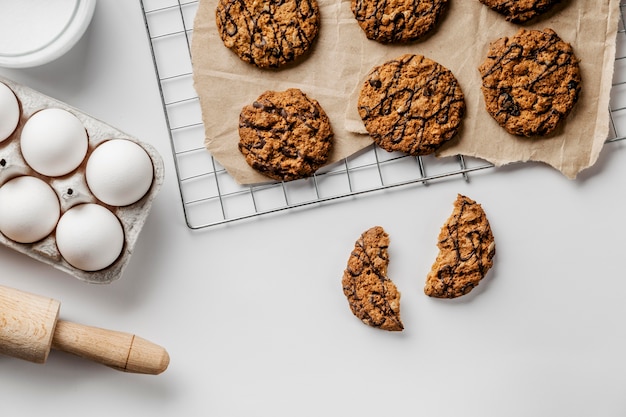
[0, 284, 169, 375]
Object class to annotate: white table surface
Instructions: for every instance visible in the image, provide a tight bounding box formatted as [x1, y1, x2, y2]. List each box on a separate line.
[2, 1, 626, 416]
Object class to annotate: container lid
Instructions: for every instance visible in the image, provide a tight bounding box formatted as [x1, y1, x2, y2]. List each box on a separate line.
[0, 0, 97, 68]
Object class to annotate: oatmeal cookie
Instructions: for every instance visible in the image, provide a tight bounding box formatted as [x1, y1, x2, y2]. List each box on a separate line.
[238, 88, 333, 182]
[215, 0, 320, 68]
[352, 0, 448, 43]
[342, 226, 403, 331]
[357, 54, 465, 156]
[478, 0, 561, 23]
[478, 28, 581, 137]
[424, 194, 496, 299]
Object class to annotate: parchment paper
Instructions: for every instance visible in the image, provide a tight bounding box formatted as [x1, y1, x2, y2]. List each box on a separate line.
[192, 0, 620, 184]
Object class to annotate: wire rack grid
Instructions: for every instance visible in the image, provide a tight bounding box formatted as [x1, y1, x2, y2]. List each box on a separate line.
[140, 0, 626, 229]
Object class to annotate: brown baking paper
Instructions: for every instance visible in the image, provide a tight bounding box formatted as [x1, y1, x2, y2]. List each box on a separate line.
[191, 0, 373, 184]
[192, 0, 620, 183]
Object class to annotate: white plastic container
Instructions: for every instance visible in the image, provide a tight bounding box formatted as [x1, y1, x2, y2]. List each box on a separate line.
[0, 0, 97, 68]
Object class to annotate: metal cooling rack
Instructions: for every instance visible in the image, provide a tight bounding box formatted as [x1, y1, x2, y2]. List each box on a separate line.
[140, 0, 626, 229]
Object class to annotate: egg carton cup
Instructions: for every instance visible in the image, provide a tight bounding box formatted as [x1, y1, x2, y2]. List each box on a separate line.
[0, 76, 164, 284]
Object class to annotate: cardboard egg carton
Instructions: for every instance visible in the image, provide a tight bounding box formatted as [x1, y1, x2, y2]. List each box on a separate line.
[0, 76, 164, 284]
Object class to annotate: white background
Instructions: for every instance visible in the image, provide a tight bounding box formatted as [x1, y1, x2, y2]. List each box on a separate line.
[2, 1, 626, 416]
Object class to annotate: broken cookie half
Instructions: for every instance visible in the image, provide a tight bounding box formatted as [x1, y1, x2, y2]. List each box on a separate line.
[342, 226, 403, 331]
[424, 194, 496, 298]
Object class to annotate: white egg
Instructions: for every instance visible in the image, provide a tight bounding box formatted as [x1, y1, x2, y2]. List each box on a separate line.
[85, 139, 154, 206]
[0, 82, 20, 143]
[20, 108, 88, 176]
[55, 203, 124, 271]
[0, 176, 60, 243]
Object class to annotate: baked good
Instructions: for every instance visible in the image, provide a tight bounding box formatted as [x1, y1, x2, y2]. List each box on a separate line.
[342, 226, 403, 331]
[424, 194, 495, 299]
[215, 0, 320, 68]
[238, 88, 333, 182]
[352, 0, 448, 43]
[478, 28, 581, 137]
[357, 54, 465, 155]
[478, 0, 561, 23]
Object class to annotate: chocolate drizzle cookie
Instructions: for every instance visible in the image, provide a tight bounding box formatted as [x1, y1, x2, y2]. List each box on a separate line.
[424, 194, 495, 299]
[479, 28, 581, 137]
[478, 0, 561, 23]
[238, 88, 333, 182]
[342, 226, 403, 331]
[352, 0, 448, 43]
[358, 54, 465, 156]
[215, 0, 320, 68]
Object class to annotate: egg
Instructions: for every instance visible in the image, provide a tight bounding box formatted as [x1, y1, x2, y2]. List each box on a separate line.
[0, 176, 60, 243]
[55, 203, 124, 271]
[0, 82, 20, 142]
[20, 108, 88, 176]
[85, 139, 154, 206]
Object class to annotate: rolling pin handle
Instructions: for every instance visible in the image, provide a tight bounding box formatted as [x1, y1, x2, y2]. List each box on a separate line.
[51, 320, 170, 375]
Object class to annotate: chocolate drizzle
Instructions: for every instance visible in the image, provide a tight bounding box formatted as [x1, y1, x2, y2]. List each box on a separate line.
[342, 226, 403, 331]
[216, 0, 320, 68]
[351, 0, 448, 43]
[358, 54, 465, 155]
[424, 194, 495, 299]
[479, 28, 581, 137]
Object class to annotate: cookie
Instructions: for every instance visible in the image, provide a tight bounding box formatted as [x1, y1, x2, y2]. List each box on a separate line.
[357, 54, 465, 156]
[238, 88, 333, 182]
[478, 28, 581, 137]
[478, 0, 561, 23]
[424, 194, 496, 299]
[215, 0, 320, 68]
[352, 0, 448, 43]
[342, 226, 403, 331]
